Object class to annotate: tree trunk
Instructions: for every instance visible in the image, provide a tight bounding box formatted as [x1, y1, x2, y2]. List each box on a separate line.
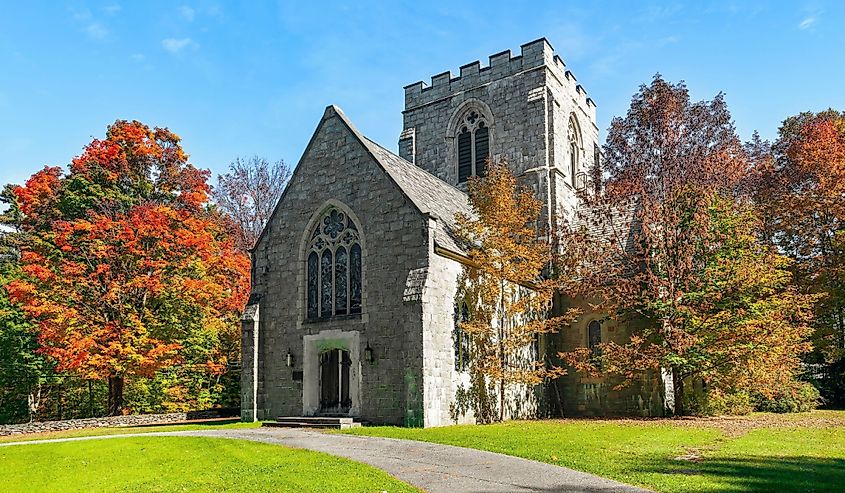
[672, 367, 685, 416]
[107, 375, 124, 416]
[498, 280, 506, 423]
[499, 374, 505, 423]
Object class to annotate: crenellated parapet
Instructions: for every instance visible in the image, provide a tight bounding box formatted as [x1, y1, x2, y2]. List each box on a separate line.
[403, 38, 596, 118]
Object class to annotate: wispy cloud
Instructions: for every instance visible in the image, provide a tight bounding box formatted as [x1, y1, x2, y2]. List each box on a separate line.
[103, 4, 121, 16]
[86, 22, 109, 39]
[70, 8, 110, 40]
[179, 6, 195, 22]
[799, 16, 816, 29]
[162, 37, 198, 54]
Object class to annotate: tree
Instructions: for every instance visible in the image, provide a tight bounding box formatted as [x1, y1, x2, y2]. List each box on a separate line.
[0, 185, 59, 424]
[213, 156, 291, 251]
[754, 110, 845, 404]
[455, 160, 575, 423]
[558, 76, 815, 415]
[5, 120, 250, 415]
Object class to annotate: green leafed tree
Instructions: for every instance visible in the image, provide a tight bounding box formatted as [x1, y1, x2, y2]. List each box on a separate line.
[558, 76, 817, 415]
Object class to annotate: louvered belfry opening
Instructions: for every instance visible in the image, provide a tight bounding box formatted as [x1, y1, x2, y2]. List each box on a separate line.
[474, 123, 489, 177]
[456, 110, 490, 183]
[458, 128, 473, 182]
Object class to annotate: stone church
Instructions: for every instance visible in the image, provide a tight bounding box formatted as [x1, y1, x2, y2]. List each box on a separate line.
[241, 38, 665, 427]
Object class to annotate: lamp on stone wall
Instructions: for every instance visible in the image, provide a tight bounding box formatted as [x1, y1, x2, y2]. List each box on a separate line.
[286, 350, 293, 368]
[365, 342, 374, 364]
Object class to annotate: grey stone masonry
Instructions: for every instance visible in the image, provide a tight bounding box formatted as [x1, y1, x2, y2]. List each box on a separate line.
[247, 106, 473, 427]
[400, 37, 600, 231]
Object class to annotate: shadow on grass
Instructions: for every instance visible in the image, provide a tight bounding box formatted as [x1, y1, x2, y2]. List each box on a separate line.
[651, 455, 845, 493]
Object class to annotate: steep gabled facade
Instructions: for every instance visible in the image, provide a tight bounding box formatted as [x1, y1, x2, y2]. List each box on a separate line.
[243, 106, 478, 426]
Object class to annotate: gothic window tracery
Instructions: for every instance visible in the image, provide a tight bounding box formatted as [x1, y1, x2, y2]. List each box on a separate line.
[456, 109, 490, 183]
[307, 207, 362, 320]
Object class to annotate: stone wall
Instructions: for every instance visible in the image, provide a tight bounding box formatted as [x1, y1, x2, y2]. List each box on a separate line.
[0, 409, 238, 437]
[399, 37, 600, 244]
[420, 222, 468, 427]
[550, 294, 665, 416]
[248, 107, 430, 425]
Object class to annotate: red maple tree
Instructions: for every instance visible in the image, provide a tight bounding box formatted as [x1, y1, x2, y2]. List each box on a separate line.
[7, 121, 249, 415]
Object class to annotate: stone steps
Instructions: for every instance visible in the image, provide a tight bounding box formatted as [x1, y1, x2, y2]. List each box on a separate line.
[263, 416, 362, 430]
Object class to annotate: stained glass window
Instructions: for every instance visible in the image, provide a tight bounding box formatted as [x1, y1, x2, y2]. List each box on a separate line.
[320, 249, 332, 318]
[306, 206, 362, 320]
[350, 244, 362, 314]
[335, 246, 348, 315]
[307, 252, 318, 319]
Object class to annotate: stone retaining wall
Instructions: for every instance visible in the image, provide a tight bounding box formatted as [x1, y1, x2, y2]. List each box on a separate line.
[0, 408, 239, 437]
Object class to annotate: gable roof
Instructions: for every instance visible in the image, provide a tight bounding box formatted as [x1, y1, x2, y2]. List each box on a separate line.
[253, 105, 473, 257]
[329, 106, 474, 256]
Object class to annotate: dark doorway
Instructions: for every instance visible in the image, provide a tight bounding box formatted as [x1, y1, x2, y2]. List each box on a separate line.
[319, 349, 351, 414]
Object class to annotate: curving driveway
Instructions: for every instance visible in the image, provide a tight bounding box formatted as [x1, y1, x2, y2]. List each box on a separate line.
[1, 427, 651, 493]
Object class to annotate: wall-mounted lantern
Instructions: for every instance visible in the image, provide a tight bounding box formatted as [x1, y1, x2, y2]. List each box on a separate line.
[365, 342, 375, 364]
[286, 349, 294, 368]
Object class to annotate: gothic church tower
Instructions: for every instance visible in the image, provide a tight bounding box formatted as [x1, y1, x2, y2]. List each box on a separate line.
[399, 38, 600, 228]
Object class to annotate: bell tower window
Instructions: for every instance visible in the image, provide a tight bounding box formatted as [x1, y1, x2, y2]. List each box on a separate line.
[456, 110, 490, 183]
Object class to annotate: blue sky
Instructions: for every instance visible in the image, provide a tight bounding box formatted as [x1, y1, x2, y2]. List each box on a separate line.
[1, 1, 843, 189]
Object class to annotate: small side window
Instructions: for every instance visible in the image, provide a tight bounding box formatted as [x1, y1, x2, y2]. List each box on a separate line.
[588, 320, 602, 356]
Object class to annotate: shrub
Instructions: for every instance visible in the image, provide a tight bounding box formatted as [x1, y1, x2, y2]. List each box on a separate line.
[754, 381, 821, 413]
[685, 387, 754, 416]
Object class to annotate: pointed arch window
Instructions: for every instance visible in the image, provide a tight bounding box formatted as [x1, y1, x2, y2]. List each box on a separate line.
[568, 116, 582, 188]
[457, 110, 490, 183]
[587, 320, 602, 356]
[307, 207, 362, 320]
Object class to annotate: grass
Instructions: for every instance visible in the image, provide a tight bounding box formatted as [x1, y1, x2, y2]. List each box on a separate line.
[344, 411, 845, 493]
[0, 419, 261, 443]
[0, 435, 418, 493]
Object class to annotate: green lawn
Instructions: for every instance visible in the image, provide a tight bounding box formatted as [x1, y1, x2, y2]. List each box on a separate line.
[0, 435, 418, 493]
[344, 411, 845, 493]
[0, 419, 260, 443]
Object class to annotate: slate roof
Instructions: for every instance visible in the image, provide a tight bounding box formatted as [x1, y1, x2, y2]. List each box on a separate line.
[331, 106, 474, 256]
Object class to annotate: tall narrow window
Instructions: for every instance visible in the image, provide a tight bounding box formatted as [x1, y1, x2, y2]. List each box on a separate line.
[456, 110, 490, 183]
[457, 128, 473, 182]
[568, 116, 582, 188]
[474, 123, 489, 178]
[307, 252, 319, 319]
[335, 246, 348, 315]
[349, 244, 362, 314]
[453, 302, 471, 371]
[306, 207, 362, 320]
[588, 320, 602, 356]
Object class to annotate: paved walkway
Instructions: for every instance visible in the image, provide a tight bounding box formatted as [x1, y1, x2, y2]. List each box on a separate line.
[1, 427, 651, 493]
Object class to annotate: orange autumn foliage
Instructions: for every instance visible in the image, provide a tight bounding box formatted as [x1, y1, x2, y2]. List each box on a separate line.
[7, 120, 249, 414]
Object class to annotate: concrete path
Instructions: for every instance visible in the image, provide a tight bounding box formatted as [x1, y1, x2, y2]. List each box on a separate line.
[1, 427, 651, 493]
